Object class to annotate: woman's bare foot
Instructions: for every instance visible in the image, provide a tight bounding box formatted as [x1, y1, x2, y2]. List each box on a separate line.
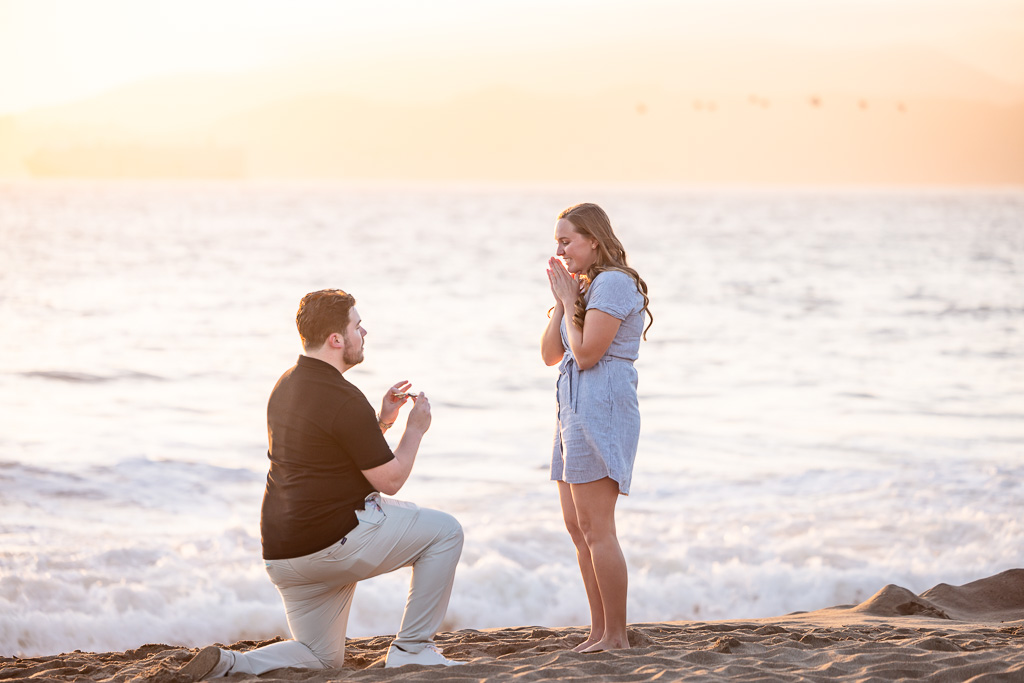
[581, 636, 630, 652]
[572, 635, 603, 652]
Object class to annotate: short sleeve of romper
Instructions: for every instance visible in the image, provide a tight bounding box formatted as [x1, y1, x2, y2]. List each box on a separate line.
[587, 269, 641, 321]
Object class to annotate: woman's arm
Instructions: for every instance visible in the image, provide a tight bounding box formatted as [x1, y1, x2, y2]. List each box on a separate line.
[548, 258, 622, 371]
[562, 308, 621, 371]
[541, 300, 566, 366]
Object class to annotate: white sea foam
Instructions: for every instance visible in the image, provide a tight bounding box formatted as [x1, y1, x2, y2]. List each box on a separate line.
[1, 182, 1021, 656]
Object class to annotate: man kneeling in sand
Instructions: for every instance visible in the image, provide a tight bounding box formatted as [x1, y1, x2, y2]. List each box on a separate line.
[182, 289, 465, 678]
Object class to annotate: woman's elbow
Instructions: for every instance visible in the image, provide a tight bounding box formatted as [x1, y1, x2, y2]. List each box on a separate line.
[542, 348, 562, 366]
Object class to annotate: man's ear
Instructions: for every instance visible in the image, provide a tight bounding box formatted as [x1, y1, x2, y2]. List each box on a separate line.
[329, 333, 345, 348]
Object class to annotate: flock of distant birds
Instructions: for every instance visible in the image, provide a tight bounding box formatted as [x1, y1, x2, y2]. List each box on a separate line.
[634, 96, 908, 114]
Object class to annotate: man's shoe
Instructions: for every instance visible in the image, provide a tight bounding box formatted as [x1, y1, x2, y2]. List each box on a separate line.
[179, 646, 233, 680]
[385, 643, 466, 668]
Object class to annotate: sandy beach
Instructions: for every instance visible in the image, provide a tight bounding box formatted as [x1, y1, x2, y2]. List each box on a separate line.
[3, 570, 1022, 682]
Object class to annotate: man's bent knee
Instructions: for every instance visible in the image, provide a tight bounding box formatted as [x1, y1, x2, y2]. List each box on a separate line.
[441, 514, 464, 549]
[423, 508, 463, 543]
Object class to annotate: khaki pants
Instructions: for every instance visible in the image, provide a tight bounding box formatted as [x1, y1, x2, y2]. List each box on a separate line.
[229, 494, 464, 675]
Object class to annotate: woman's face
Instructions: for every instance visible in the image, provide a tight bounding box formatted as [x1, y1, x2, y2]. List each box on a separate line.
[554, 218, 597, 275]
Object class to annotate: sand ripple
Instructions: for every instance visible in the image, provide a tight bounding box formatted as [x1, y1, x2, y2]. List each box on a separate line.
[3, 570, 1023, 682]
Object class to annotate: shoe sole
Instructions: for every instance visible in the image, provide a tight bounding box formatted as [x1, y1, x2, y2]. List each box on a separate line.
[179, 646, 222, 680]
[385, 657, 467, 668]
[385, 647, 466, 668]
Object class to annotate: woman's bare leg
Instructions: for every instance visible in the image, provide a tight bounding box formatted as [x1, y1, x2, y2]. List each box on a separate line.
[569, 478, 629, 651]
[557, 481, 605, 651]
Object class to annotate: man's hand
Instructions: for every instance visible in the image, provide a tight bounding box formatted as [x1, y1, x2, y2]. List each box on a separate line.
[363, 391, 431, 496]
[380, 381, 413, 426]
[406, 393, 431, 433]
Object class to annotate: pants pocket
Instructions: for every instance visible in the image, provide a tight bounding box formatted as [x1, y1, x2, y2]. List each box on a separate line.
[354, 496, 387, 526]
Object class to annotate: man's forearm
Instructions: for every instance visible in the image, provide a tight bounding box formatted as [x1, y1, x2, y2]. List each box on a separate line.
[388, 427, 424, 491]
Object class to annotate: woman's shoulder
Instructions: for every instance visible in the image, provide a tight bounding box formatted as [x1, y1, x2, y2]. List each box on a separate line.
[590, 269, 640, 296]
[591, 268, 634, 286]
[587, 268, 643, 318]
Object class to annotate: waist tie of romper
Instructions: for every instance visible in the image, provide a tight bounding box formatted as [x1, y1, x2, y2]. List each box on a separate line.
[558, 352, 634, 414]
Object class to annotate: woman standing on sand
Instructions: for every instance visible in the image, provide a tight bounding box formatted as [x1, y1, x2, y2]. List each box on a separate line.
[541, 202, 652, 652]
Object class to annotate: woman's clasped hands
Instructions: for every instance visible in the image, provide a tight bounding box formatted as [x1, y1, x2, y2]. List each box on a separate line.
[547, 256, 584, 309]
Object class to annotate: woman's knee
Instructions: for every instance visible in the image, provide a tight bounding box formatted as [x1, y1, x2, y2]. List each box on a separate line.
[560, 509, 579, 533]
[580, 525, 615, 549]
[575, 511, 616, 548]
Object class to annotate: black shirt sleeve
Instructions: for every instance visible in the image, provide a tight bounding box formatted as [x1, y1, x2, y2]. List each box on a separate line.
[330, 395, 395, 471]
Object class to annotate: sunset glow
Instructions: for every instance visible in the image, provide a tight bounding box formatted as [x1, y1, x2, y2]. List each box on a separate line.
[1, 0, 1022, 183]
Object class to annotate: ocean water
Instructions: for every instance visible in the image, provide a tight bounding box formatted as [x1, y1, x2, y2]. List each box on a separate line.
[0, 181, 1022, 657]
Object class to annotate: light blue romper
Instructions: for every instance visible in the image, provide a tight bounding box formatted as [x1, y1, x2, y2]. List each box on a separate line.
[551, 269, 645, 495]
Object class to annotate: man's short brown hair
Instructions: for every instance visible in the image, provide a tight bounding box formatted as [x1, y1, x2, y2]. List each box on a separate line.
[296, 289, 356, 351]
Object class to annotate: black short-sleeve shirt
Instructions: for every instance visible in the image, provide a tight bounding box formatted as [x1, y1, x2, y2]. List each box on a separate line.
[260, 355, 395, 560]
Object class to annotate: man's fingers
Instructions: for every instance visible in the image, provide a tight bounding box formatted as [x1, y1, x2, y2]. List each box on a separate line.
[388, 381, 414, 402]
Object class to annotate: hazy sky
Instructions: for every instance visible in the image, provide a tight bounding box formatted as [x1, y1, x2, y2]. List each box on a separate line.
[2, 0, 1023, 115]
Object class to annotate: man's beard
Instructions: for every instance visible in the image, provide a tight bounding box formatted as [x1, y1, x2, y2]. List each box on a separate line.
[343, 344, 364, 366]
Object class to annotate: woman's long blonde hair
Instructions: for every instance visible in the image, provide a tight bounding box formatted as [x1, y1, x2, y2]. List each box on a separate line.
[559, 202, 653, 340]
